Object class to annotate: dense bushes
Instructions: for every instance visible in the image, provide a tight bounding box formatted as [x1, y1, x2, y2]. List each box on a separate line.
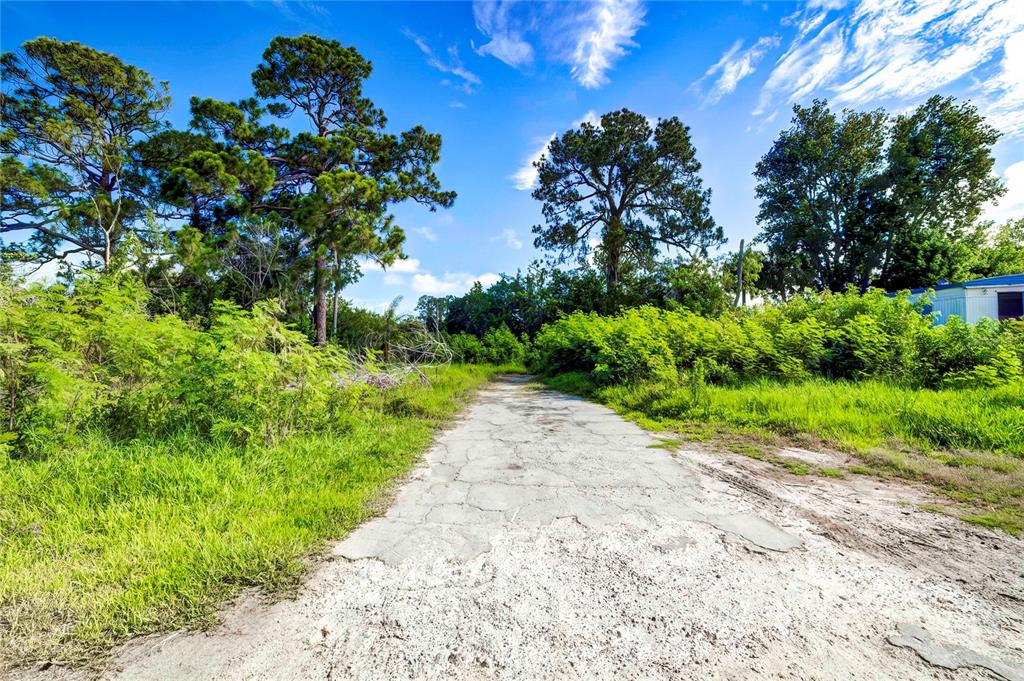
[0, 276, 363, 457]
[530, 289, 1024, 389]
[447, 325, 528, 365]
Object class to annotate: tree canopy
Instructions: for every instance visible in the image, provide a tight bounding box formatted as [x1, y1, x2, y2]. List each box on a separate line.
[755, 97, 1005, 296]
[151, 35, 455, 342]
[1, 37, 170, 273]
[532, 109, 722, 297]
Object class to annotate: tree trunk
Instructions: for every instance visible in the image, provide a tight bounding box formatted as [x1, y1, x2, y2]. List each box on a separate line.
[735, 239, 745, 308]
[604, 216, 626, 304]
[332, 285, 339, 341]
[313, 256, 328, 346]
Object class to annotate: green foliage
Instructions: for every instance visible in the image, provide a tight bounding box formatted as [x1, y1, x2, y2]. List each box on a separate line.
[755, 99, 888, 293]
[427, 257, 747, 341]
[530, 288, 1023, 389]
[202, 300, 354, 442]
[448, 332, 486, 363]
[659, 257, 732, 317]
[0, 364, 495, 664]
[755, 96, 1004, 295]
[448, 325, 527, 365]
[0, 276, 364, 457]
[962, 219, 1024, 279]
[481, 325, 527, 364]
[1, 37, 171, 271]
[880, 96, 1005, 289]
[532, 109, 722, 296]
[174, 34, 455, 343]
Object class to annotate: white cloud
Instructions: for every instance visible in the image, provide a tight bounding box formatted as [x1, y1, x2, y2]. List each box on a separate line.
[478, 272, 501, 288]
[807, 0, 848, 9]
[511, 133, 554, 191]
[361, 257, 421, 274]
[389, 258, 422, 273]
[574, 109, 600, 127]
[473, 0, 535, 68]
[754, 0, 1024, 135]
[694, 36, 780, 105]
[414, 226, 438, 242]
[471, 1, 645, 88]
[571, 0, 645, 89]
[405, 30, 482, 94]
[411, 271, 500, 295]
[265, 0, 329, 22]
[383, 273, 405, 286]
[754, 16, 845, 115]
[493, 228, 524, 250]
[985, 160, 1024, 223]
[979, 30, 1024, 138]
[347, 298, 395, 314]
[509, 109, 627, 191]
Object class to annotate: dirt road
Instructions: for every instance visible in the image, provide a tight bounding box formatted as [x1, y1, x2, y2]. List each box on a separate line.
[41, 377, 1024, 680]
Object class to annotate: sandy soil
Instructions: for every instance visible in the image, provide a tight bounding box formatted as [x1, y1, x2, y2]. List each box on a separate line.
[23, 376, 1024, 680]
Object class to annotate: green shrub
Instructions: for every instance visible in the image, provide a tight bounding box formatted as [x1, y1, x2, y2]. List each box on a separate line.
[531, 307, 676, 384]
[0, 276, 362, 456]
[528, 287, 1023, 390]
[447, 332, 486, 363]
[480, 324, 526, 364]
[201, 300, 357, 443]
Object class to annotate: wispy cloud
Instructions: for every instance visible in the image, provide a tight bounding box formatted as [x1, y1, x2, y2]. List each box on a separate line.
[412, 271, 500, 295]
[754, 0, 1024, 136]
[405, 29, 482, 94]
[511, 133, 554, 191]
[693, 36, 780, 105]
[414, 226, 438, 242]
[978, 30, 1024, 138]
[473, 0, 535, 68]
[492, 228, 524, 250]
[985, 160, 1024, 223]
[509, 110, 604, 191]
[571, 0, 646, 89]
[471, 0, 644, 89]
[262, 0, 329, 22]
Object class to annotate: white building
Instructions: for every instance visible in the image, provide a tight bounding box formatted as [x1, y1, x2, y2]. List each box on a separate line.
[903, 274, 1024, 325]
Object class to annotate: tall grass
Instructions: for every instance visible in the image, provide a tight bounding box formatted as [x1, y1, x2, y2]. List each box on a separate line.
[600, 378, 1024, 456]
[0, 365, 496, 667]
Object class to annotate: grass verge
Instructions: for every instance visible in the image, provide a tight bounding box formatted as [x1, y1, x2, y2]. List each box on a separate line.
[0, 364, 499, 667]
[539, 372, 1024, 536]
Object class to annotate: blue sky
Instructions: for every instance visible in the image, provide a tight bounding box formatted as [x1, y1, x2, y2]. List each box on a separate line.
[3, 0, 1023, 312]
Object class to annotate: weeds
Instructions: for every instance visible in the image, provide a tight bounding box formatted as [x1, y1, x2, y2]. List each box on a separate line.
[0, 364, 497, 667]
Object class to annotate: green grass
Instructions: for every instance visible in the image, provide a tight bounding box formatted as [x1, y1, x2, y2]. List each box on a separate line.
[0, 364, 498, 667]
[541, 372, 1024, 535]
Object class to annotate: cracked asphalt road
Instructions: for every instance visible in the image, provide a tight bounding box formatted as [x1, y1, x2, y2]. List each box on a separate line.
[43, 376, 1024, 680]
